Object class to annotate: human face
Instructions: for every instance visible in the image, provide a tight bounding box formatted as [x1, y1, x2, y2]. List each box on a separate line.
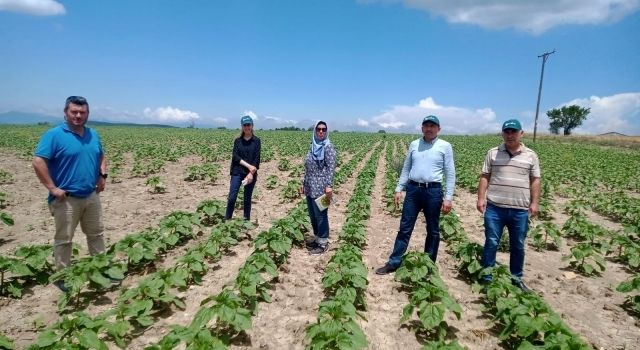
[315, 124, 327, 140]
[421, 122, 440, 142]
[502, 129, 523, 148]
[64, 103, 89, 130]
[242, 123, 253, 136]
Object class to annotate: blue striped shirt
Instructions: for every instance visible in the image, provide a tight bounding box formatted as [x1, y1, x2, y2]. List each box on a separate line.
[395, 137, 456, 200]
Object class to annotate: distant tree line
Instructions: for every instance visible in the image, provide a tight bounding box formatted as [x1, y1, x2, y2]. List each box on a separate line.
[274, 126, 305, 131]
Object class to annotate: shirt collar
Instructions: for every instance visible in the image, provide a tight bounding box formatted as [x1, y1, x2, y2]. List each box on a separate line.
[422, 136, 438, 145]
[61, 122, 87, 137]
[499, 142, 524, 154]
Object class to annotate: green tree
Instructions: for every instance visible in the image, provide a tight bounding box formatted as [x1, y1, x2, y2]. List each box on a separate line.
[547, 105, 590, 135]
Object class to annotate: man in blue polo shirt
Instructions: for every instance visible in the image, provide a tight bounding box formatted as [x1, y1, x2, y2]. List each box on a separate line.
[33, 96, 108, 292]
[376, 115, 456, 274]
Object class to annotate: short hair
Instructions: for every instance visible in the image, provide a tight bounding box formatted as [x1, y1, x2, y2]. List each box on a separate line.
[64, 96, 89, 112]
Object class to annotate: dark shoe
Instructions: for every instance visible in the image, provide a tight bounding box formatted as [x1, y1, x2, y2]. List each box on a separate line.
[375, 264, 397, 275]
[53, 280, 69, 293]
[479, 277, 492, 285]
[309, 243, 328, 255]
[512, 279, 531, 293]
[306, 240, 319, 250]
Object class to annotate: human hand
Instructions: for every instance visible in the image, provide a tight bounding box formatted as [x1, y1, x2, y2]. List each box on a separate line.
[96, 176, 106, 193]
[50, 187, 67, 201]
[394, 192, 402, 208]
[441, 200, 452, 214]
[325, 186, 333, 202]
[244, 173, 254, 185]
[299, 186, 304, 196]
[476, 198, 486, 213]
[529, 203, 539, 217]
[248, 165, 257, 174]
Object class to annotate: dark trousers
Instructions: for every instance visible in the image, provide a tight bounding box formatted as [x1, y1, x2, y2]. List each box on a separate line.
[225, 174, 257, 220]
[306, 195, 329, 244]
[387, 183, 443, 267]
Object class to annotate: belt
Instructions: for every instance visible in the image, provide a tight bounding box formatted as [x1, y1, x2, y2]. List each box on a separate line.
[408, 180, 441, 188]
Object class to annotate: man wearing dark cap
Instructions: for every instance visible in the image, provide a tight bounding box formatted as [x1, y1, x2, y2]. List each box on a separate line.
[476, 118, 541, 292]
[376, 115, 456, 274]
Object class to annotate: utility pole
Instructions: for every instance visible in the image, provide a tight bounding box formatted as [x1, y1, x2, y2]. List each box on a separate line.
[533, 50, 555, 143]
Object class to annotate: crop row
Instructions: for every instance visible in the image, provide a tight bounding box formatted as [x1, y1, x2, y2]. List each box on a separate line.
[305, 145, 380, 349]
[27, 216, 254, 349]
[143, 133, 371, 349]
[438, 212, 591, 349]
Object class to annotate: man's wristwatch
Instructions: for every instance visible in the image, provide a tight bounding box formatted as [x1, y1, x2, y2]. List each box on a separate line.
[100, 173, 108, 179]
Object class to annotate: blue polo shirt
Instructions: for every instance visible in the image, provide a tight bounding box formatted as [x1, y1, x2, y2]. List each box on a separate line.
[34, 123, 104, 203]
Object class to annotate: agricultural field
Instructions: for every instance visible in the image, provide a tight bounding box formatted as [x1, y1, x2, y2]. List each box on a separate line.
[0, 124, 639, 350]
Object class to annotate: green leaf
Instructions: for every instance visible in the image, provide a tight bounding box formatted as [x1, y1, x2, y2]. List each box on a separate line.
[0, 212, 14, 226]
[89, 271, 111, 288]
[0, 334, 14, 350]
[136, 315, 154, 327]
[105, 265, 125, 280]
[36, 330, 59, 347]
[400, 304, 414, 324]
[78, 329, 107, 350]
[419, 303, 445, 329]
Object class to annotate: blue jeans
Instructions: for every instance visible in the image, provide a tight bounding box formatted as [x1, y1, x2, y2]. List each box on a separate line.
[481, 202, 529, 280]
[225, 174, 257, 220]
[306, 196, 329, 244]
[387, 184, 443, 268]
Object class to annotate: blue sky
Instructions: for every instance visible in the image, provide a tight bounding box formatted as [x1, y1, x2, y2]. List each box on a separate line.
[1, 0, 639, 135]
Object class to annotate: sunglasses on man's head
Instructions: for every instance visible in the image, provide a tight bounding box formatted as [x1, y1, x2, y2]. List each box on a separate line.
[66, 96, 87, 104]
[316, 127, 327, 132]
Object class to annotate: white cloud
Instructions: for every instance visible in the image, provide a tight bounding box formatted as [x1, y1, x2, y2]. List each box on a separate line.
[143, 106, 200, 122]
[0, 0, 65, 16]
[367, 0, 640, 34]
[213, 117, 228, 124]
[366, 96, 499, 134]
[356, 118, 370, 127]
[544, 92, 640, 135]
[258, 115, 301, 129]
[242, 110, 259, 121]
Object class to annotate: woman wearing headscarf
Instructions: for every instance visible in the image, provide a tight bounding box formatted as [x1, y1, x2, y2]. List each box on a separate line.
[300, 121, 337, 254]
[225, 115, 261, 221]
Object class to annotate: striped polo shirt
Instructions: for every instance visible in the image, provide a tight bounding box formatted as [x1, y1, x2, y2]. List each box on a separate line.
[482, 143, 540, 209]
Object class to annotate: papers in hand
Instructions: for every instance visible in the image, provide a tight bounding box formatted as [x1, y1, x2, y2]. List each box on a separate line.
[315, 194, 335, 211]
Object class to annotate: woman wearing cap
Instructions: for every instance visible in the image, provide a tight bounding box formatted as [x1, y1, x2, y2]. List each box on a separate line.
[225, 115, 261, 221]
[300, 121, 337, 254]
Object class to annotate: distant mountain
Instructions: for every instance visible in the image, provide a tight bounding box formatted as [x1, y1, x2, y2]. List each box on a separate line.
[0, 111, 175, 128]
[0, 111, 60, 125]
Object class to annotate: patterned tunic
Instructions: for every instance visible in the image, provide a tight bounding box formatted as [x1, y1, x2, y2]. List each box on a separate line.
[302, 143, 337, 198]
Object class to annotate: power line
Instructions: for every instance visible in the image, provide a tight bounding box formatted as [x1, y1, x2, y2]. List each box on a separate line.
[533, 50, 555, 143]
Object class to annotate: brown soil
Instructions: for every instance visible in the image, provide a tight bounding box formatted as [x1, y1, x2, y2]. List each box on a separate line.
[0, 147, 638, 349]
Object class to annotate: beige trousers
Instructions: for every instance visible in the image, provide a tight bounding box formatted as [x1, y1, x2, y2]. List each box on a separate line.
[49, 191, 105, 270]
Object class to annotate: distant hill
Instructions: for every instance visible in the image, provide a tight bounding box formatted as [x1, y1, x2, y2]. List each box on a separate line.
[0, 111, 175, 128]
[598, 132, 628, 137]
[0, 111, 60, 125]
